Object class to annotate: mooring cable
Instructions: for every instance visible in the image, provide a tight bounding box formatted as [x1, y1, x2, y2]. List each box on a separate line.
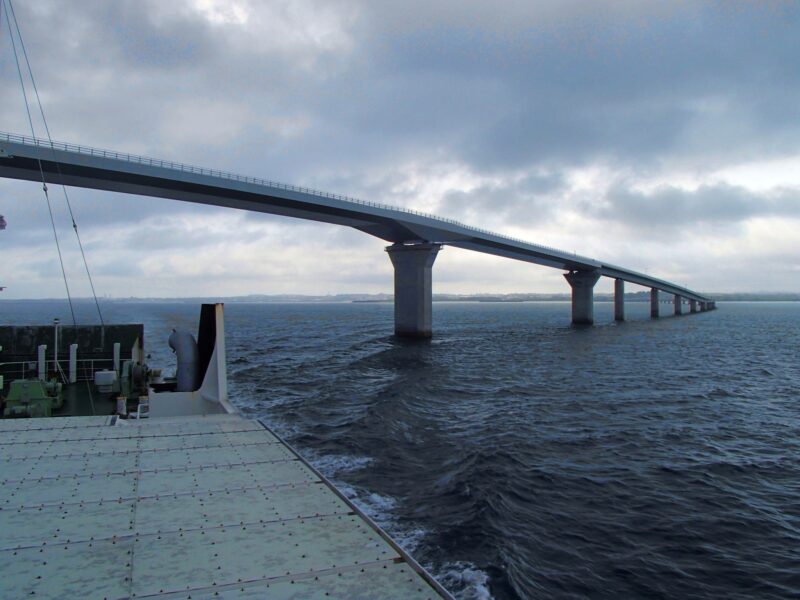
[3, 0, 77, 326]
[7, 0, 105, 328]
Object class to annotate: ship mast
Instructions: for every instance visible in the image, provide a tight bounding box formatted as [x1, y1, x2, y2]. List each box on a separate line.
[0, 214, 5, 290]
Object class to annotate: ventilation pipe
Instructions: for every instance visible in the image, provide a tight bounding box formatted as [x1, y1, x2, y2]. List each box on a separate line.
[168, 329, 199, 392]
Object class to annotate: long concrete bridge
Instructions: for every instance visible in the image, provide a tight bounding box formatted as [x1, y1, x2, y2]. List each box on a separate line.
[0, 131, 715, 337]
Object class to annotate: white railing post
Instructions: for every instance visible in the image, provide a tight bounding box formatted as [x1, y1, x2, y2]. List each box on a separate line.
[113, 343, 121, 375]
[69, 344, 78, 383]
[53, 319, 60, 380]
[38, 345, 47, 380]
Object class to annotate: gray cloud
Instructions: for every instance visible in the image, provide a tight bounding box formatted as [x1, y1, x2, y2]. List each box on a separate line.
[594, 182, 800, 231]
[439, 170, 565, 225]
[328, 0, 800, 172]
[5, 0, 799, 178]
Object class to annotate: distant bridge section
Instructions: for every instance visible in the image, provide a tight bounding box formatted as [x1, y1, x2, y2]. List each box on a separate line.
[0, 132, 715, 336]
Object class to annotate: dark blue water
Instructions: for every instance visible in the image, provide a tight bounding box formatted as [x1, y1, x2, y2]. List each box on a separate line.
[2, 300, 799, 599]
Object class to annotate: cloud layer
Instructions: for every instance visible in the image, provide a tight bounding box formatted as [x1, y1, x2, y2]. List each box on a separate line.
[1, 0, 798, 298]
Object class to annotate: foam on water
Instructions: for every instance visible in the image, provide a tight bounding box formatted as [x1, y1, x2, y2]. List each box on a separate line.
[328, 479, 488, 599]
[308, 453, 375, 476]
[439, 562, 494, 600]
[332, 480, 429, 551]
[355, 498, 493, 600]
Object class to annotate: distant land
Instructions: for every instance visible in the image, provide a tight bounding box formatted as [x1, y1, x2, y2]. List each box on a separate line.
[3, 292, 799, 303]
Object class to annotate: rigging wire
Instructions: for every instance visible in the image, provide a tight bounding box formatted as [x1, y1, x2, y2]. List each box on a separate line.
[7, 0, 105, 327]
[2, 0, 77, 326]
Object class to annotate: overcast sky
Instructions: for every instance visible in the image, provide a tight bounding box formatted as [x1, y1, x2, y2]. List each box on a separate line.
[1, 0, 798, 299]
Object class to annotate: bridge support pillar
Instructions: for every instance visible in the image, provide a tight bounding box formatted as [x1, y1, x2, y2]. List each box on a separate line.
[564, 270, 601, 325]
[689, 299, 697, 313]
[650, 288, 659, 318]
[614, 278, 625, 322]
[386, 243, 441, 338]
[674, 294, 683, 316]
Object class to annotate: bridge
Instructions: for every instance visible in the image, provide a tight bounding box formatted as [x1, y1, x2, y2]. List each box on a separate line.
[0, 131, 715, 337]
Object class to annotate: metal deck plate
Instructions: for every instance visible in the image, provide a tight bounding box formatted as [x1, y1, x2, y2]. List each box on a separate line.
[136, 459, 320, 497]
[0, 415, 111, 431]
[0, 414, 448, 599]
[186, 561, 443, 600]
[130, 515, 398, 597]
[135, 482, 350, 534]
[1, 436, 141, 458]
[0, 537, 132, 599]
[5, 451, 140, 479]
[2, 471, 139, 507]
[0, 499, 135, 550]
[137, 429, 280, 451]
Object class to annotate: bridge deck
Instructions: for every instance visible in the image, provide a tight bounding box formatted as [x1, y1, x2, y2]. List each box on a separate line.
[0, 131, 710, 302]
[0, 414, 448, 599]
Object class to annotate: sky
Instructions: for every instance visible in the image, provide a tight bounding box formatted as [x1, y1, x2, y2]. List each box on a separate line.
[0, 0, 798, 299]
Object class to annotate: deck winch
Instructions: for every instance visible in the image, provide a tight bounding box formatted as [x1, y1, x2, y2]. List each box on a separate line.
[2, 378, 63, 418]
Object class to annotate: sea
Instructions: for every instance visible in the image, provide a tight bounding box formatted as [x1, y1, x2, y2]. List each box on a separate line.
[1, 299, 798, 599]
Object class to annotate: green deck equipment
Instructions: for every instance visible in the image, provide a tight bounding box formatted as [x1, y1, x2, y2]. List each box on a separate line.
[4, 379, 63, 418]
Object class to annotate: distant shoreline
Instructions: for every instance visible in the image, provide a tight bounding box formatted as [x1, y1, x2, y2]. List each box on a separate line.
[1, 293, 798, 303]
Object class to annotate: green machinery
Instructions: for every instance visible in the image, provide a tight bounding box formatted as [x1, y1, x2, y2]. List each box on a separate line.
[3, 379, 64, 418]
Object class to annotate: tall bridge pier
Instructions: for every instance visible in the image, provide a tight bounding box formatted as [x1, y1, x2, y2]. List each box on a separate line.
[614, 278, 625, 322]
[650, 288, 660, 318]
[674, 294, 683, 316]
[564, 270, 601, 325]
[386, 243, 441, 338]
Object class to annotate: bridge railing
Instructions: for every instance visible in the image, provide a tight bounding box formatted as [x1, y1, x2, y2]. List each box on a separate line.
[0, 130, 591, 262]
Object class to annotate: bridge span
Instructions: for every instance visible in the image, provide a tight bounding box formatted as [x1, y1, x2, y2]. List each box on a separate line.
[0, 131, 715, 336]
